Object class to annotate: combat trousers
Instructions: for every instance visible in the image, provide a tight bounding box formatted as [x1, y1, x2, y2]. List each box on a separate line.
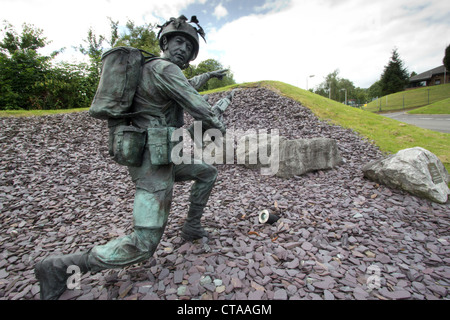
[35, 142, 218, 299]
[89, 149, 218, 269]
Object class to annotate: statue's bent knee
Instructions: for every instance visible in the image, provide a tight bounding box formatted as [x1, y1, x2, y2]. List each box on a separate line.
[133, 188, 171, 229]
[89, 188, 170, 269]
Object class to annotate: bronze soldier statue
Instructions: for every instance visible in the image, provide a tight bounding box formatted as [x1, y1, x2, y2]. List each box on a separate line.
[34, 15, 232, 300]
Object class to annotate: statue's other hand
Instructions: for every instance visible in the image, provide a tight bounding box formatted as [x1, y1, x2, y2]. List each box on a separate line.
[210, 69, 229, 80]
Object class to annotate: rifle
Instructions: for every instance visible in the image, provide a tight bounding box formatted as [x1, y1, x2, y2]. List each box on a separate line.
[187, 89, 237, 147]
[211, 89, 237, 123]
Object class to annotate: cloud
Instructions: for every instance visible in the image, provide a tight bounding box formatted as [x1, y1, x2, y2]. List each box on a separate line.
[2, 0, 449, 90]
[202, 0, 450, 89]
[213, 3, 229, 19]
[1, 0, 197, 62]
[253, 0, 291, 13]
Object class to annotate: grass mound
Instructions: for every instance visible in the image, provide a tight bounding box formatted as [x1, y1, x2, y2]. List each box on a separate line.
[2, 80, 449, 172]
[365, 83, 450, 113]
[204, 81, 450, 172]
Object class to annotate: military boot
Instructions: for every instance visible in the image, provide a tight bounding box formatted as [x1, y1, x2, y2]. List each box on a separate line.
[34, 251, 93, 300]
[181, 203, 209, 241]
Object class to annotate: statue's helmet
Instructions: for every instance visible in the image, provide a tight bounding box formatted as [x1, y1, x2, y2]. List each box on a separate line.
[157, 15, 206, 62]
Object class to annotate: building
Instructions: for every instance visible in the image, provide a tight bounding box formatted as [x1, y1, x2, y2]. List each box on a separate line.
[408, 65, 449, 88]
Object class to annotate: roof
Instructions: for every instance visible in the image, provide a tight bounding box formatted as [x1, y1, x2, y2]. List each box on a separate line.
[410, 65, 447, 82]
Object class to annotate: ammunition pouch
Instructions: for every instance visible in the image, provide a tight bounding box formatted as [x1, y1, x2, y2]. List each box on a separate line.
[107, 117, 176, 167]
[147, 127, 176, 166]
[111, 125, 147, 167]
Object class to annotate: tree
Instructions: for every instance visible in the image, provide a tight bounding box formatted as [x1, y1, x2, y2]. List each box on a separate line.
[353, 87, 368, 105]
[111, 19, 160, 55]
[314, 69, 340, 100]
[80, 19, 235, 93]
[77, 27, 106, 82]
[380, 48, 409, 95]
[313, 70, 368, 105]
[31, 62, 97, 109]
[0, 21, 55, 109]
[184, 58, 236, 91]
[444, 44, 450, 75]
[368, 80, 382, 100]
[76, 19, 161, 88]
[314, 70, 348, 101]
[0, 21, 99, 110]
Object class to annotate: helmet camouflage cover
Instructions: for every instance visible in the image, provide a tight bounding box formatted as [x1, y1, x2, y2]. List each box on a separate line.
[157, 15, 206, 62]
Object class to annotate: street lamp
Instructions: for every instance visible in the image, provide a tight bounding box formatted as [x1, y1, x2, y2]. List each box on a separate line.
[328, 82, 331, 99]
[340, 88, 347, 105]
[306, 75, 315, 90]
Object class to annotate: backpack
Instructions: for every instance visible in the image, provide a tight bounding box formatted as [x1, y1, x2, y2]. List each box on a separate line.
[89, 46, 156, 120]
[89, 46, 158, 167]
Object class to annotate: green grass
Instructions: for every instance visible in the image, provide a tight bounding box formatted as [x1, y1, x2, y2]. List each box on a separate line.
[205, 80, 450, 173]
[0, 107, 89, 117]
[365, 83, 450, 112]
[408, 97, 450, 114]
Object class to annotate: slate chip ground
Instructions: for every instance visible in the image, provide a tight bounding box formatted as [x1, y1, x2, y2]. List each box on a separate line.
[0, 88, 449, 300]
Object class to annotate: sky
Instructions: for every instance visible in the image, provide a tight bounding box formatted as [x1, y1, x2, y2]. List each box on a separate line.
[2, 0, 450, 89]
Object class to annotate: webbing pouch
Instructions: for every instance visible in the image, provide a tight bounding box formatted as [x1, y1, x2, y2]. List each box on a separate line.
[147, 127, 176, 165]
[112, 125, 147, 167]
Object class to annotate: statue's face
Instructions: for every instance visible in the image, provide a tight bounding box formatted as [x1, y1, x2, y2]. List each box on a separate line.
[165, 35, 194, 67]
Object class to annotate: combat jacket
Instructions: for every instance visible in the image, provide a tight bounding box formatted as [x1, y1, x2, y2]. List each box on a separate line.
[127, 58, 224, 194]
[131, 58, 225, 132]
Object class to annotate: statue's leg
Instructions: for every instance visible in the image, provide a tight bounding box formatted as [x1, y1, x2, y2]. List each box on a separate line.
[174, 163, 218, 241]
[35, 138, 176, 299]
[89, 187, 172, 269]
[35, 251, 91, 300]
[35, 186, 173, 300]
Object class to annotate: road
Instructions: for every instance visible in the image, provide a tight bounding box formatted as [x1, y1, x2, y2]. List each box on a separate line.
[380, 111, 450, 133]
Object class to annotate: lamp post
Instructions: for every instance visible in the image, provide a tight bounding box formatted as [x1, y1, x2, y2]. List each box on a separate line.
[306, 75, 315, 90]
[340, 88, 347, 105]
[328, 82, 331, 99]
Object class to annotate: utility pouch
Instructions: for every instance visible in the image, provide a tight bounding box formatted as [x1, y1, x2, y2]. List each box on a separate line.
[112, 125, 147, 167]
[147, 127, 176, 165]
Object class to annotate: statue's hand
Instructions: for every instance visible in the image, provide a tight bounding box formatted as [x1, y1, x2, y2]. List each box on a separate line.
[210, 69, 229, 80]
[226, 89, 237, 102]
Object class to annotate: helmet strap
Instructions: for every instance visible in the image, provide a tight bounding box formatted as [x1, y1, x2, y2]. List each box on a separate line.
[161, 36, 169, 51]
